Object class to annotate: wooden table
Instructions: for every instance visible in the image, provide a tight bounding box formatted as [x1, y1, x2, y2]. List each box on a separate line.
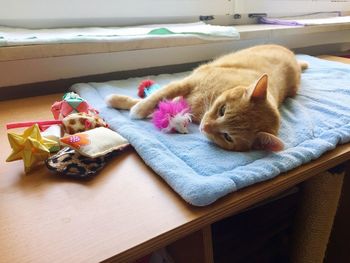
[1, 56, 349, 263]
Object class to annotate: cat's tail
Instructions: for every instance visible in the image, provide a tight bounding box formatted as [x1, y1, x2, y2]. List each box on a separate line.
[298, 60, 309, 71]
[105, 94, 141, 110]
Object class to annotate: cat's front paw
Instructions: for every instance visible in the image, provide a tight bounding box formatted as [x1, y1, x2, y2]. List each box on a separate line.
[130, 102, 150, 119]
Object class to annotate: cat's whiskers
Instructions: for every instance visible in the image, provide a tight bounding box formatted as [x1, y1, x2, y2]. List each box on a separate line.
[208, 90, 216, 109]
[202, 91, 211, 111]
[203, 94, 209, 111]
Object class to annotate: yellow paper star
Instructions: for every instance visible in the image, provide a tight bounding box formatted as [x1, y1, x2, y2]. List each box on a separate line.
[6, 124, 58, 173]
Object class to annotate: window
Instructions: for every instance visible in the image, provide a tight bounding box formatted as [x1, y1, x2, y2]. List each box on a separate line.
[1, 0, 350, 88]
[0, 0, 234, 28]
[0, 0, 349, 28]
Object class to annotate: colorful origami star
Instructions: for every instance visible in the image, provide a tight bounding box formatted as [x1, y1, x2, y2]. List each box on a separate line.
[6, 124, 58, 173]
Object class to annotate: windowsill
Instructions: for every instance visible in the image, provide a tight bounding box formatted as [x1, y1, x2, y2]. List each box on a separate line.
[1, 22, 350, 90]
[1, 23, 350, 62]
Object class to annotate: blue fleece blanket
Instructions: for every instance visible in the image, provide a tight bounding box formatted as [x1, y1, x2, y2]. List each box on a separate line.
[71, 55, 350, 206]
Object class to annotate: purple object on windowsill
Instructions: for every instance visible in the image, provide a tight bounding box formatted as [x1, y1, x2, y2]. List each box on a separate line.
[258, 17, 303, 26]
[258, 11, 342, 26]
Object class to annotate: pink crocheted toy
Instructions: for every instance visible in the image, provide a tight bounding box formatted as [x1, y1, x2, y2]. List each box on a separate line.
[51, 92, 98, 120]
[152, 98, 192, 134]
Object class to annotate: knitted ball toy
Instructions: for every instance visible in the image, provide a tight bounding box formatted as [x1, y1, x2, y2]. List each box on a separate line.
[138, 79, 162, 98]
[152, 98, 192, 134]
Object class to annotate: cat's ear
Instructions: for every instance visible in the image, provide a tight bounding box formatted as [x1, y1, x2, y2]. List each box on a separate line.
[252, 132, 284, 151]
[249, 74, 268, 101]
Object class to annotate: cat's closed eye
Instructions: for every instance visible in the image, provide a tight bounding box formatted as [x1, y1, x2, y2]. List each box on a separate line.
[219, 105, 226, 117]
[223, 132, 233, 142]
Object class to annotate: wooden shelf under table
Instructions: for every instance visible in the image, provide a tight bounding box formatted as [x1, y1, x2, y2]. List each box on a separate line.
[0, 56, 349, 263]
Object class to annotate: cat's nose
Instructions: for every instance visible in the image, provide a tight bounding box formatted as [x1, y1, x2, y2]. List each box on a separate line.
[202, 123, 212, 133]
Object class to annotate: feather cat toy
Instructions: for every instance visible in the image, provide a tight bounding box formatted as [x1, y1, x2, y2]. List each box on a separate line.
[152, 97, 192, 134]
[137, 80, 192, 133]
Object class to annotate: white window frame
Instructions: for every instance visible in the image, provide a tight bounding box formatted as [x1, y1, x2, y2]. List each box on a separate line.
[0, 0, 234, 28]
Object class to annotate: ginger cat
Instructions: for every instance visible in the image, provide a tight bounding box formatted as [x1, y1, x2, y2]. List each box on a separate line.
[106, 44, 308, 151]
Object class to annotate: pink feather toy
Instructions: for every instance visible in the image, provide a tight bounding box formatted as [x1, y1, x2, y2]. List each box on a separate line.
[152, 98, 192, 134]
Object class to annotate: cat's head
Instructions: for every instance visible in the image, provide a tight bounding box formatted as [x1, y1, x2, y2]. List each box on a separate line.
[199, 74, 284, 151]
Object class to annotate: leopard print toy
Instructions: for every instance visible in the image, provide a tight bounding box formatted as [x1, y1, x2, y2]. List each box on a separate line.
[46, 146, 129, 179]
[62, 112, 108, 134]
